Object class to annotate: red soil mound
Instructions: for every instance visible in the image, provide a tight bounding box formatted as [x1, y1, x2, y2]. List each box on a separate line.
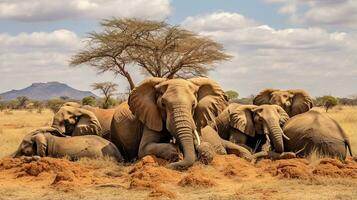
[178, 170, 216, 188]
[211, 154, 258, 178]
[258, 159, 312, 180]
[257, 157, 357, 180]
[312, 158, 357, 178]
[0, 157, 90, 185]
[128, 156, 181, 189]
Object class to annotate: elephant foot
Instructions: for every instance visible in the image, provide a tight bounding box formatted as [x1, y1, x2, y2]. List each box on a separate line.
[278, 152, 296, 160]
[213, 144, 227, 155]
[22, 155, 41, 163]
[159, 143, 180, 162]
[167, 161, 190, 171]
[197, 142, 215, 165]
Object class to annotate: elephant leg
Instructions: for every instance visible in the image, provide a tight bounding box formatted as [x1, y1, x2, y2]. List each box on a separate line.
[221, 140, 253, 161]
[253, 151, 296, 160]
[138, 127, 180, 162]
[200, 126, 227, 155]
[196, 142, 215, 165]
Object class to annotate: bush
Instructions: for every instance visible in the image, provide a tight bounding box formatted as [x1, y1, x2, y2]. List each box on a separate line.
[82, 96, 97, 106]
[317, 95, 338, 112]
[225, 90, 239, 101]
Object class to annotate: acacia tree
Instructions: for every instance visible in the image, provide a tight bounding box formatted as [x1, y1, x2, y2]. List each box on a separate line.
[92, 82, 118, 108]
[70, 18, 232, 90]
[16, 96, 29, 109]
[320, 95, 338, 112]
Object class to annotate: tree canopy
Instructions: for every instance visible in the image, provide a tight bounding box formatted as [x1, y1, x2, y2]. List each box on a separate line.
[70, 18, 232, 90]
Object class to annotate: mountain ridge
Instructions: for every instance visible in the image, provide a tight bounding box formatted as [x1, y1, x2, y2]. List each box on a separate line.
[0, 82, 97, 101]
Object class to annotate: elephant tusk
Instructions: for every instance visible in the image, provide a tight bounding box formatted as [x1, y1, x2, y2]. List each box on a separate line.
[263, 125, 269, 135]
[194, 130, 201, 147]
[282, 133, 290, 141]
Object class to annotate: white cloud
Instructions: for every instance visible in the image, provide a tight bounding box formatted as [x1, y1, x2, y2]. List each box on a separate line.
[182, 12, 357, 97]
[0, 0, 171, 22]
[266, 0, 357, 27]
[0, 30, 144, 95]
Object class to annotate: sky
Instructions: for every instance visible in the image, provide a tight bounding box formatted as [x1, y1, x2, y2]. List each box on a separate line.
[0, 0, 357, 97]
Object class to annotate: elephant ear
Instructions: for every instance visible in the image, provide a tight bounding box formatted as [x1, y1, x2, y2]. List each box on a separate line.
[128, 77, 167, 132]
[189, 78, 229, 129]
[31, 134, 47, 157]
[229, 105, 256, 137]
[253, 89, 278, 105]
[71, 108, 102, 136]
[288, 89, 313, 117]
[275, 105, 290, 126]
[62, 102, 81, 108]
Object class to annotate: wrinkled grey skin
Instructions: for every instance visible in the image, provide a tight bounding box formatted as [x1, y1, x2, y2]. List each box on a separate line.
[111, 78, 229, 170]
[282, 110, 353, 160]
[209, 104, 290, 154]
[12, 128, 123, 162]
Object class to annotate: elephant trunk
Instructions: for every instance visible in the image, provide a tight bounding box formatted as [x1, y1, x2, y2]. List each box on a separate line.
[266, 119, 284, 153]
[170, 106, 196, 169]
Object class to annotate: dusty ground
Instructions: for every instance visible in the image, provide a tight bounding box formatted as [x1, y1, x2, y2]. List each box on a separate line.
[0, 107, 357, 200]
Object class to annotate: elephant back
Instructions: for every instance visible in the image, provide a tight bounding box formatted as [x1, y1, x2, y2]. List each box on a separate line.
[83, 105, 117, 140]
[283, 110, 348, 159]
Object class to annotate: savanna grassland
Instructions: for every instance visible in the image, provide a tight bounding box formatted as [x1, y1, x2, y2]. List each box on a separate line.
[0, 107, 357, 200]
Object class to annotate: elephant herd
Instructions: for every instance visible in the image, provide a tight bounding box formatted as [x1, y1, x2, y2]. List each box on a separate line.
[11, 78, 353, 170]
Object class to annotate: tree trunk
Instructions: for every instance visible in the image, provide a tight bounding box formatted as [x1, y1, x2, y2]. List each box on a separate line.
[123, 72, 135, 90]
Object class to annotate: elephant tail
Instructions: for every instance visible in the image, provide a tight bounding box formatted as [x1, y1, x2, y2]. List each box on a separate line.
[345, 139, 353, 157]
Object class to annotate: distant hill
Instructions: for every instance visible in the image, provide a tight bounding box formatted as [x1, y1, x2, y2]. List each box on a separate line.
[0, 82, 97, 101]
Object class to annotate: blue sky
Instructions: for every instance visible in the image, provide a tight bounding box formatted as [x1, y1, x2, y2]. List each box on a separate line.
[1, 0, 357, 97]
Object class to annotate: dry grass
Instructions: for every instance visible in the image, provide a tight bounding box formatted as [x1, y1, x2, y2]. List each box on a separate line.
[0, 107, 357, 200]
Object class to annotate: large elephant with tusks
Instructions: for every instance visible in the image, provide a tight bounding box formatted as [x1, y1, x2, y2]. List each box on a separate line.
[111, 78, 230, 170]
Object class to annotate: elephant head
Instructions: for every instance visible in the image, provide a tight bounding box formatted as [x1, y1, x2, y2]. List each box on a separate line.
[128, 78, 228, 168]
[229, 104, 290, 153]
[12, 127, 57, 157]
[253, 89, 313, 117]
[52, 106, 102, 136]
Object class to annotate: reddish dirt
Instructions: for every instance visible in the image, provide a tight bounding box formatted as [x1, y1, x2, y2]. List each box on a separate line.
[1, 155, 357, 199]
[312, 158, 357, 178]
[257, 157, 357, 180]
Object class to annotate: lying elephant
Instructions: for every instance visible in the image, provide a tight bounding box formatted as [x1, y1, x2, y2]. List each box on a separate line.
[208, 103, 290, 155]
[253, 89, 313, 117]
[61, 102, 117, 140]
[51, 106, 103, 137]
[282, 110, 353, 160]
[12, 128, 123, 162]
[111, 78, 231, 170]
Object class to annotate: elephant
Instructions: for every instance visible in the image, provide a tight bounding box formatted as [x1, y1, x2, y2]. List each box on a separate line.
[111, 78, 229, 170]
[12, 128, 123, 162]
[281, 110, 353, 160]
[53, 103, 117, 140]
[52, 106, 103, 137]
[207, 103, 291, 156]
[253, 89, 313, 117]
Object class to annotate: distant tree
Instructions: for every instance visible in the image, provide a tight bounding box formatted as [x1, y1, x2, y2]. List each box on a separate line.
[70, 18, 232, 90]
[32, 100, 44, 113]
[47, 99, 66, 113]
[82, 96, 97, 106]
[16, 96, 29, 109]
[319, 95, 338, 112]
[59, 96, 70, 101]
[225, 90, 239, 101]
[91, 82, 118, 109]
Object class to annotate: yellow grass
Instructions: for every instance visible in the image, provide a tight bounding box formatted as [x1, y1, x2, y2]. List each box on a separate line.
[0, 109, 53, 158]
